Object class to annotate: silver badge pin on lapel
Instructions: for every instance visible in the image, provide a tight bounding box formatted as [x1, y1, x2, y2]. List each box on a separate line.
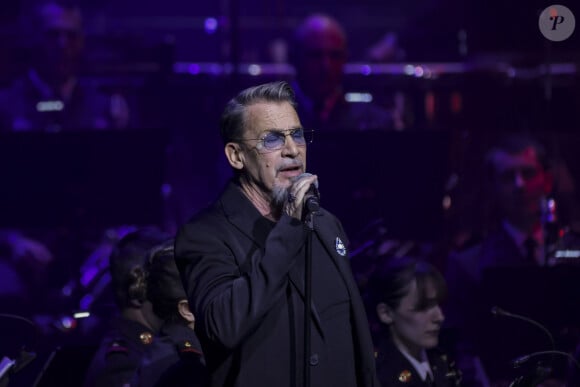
[335, 237, 346, 256]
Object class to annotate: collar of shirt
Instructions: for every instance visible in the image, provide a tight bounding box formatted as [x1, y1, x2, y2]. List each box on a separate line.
[502, 220, 544, 265]
[393, 338, 433, 382]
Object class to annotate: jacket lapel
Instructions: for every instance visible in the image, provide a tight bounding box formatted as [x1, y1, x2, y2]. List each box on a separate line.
[220, 182, 323, 331]
[220, 181, 270, 249]
[314, 212, 358, 295]
[286, 234, 324, 335]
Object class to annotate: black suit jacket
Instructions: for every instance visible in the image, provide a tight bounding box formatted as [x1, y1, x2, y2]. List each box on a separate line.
[175, 181, 378, 387]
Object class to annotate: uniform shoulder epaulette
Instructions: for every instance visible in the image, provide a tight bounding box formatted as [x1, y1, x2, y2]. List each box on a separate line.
[105, 339, 129, 357]
[177, 340, 202, 356]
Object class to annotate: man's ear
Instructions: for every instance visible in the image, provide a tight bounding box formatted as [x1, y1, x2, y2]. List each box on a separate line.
[177, 300, 195, 324]
[376, 302, 394, 325]
[225, 143, 244, 170]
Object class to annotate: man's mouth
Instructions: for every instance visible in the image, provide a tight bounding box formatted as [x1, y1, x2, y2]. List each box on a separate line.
[278, 165, 303, 177]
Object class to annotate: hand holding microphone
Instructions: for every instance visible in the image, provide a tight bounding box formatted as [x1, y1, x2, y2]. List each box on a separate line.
[284, 173, 319, 221]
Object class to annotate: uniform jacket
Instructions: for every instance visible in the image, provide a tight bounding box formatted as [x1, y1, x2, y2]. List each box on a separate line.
[376, 336, 456, 387]
[83, 318, 154, 387]
[132, 322, 208, 387]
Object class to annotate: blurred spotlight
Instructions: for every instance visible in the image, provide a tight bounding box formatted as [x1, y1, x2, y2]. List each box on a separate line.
[73, 311, 90, 319]
[205, 17, 218, 34]
[360, 65, 372, 76]
[188, 63, 200, 75]
[414, 66, 425, 78]
[59, 316, 76, 331]
[248, 64, 262, 76]
[36, 100, 64, 112]
[61, 285, 73, 297]
[345, 93, 373, 103]
[161, 183, 172, 198]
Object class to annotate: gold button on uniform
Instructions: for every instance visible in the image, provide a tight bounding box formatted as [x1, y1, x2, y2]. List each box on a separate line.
[140, 332, 153, 345]
[398, 369, 412, 383]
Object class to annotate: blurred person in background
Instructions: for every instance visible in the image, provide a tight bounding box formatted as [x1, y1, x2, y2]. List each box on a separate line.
[0, 0, 131, 132]
[367, 257, 459, 386]
[132, 240, 208, 387]
[289, 13, 394, 132]
[84, 227, 168, 387]
[0, 230, 53, 313]
[445, 135, 554, 337]
[445, 133, 580, 385]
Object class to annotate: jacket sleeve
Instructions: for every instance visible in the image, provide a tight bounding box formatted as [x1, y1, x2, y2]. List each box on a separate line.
[175, 213, 307, 350]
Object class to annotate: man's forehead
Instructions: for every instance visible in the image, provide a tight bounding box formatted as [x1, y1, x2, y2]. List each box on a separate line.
[303, 29, 346, 51]
[246, 102, 299, 126]
[491, 147, 541, 171]
[40, 4, 82, 31]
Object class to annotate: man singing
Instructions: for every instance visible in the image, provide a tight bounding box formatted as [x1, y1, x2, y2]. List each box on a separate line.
[175, 81, 378, 387]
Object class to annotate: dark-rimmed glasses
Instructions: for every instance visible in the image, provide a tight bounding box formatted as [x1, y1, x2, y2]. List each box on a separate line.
[238, 128, 314, 152]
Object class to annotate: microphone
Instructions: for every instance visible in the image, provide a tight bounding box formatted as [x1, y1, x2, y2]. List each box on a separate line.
[491, 306, 557, 371]
[295, 173, 320, 214]
[490, 306, 555, 351]
[512, 350, 580, 370]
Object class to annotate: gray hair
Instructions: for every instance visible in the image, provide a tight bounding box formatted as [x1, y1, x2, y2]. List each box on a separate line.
[219, 81, 297, 144]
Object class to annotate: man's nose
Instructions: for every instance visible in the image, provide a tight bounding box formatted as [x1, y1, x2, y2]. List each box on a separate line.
[281, 135, 299, 156]
[282, 134, 298, 156]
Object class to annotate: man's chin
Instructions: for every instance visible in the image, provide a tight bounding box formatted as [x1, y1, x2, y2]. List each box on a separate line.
[272, 185, 289, 208]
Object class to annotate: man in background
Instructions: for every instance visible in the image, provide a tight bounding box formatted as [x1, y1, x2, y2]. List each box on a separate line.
[445, 134, 559, 385]
[0, 0, 130, 132]
[290, 14, 393, 132]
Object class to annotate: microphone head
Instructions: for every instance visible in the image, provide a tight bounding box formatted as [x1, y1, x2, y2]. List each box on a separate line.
[491, 306, 507, 316]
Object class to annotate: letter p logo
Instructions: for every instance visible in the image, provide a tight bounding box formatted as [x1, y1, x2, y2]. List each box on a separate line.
[539, 5, 575, 41]
[551, 15, 565, 30]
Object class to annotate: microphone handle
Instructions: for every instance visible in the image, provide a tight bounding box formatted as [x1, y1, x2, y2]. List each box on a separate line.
[303, 183, 320, 214]
[305, 196, 319, 213]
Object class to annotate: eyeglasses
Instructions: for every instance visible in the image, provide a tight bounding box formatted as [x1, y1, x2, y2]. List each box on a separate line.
[239, 128, 314, 152]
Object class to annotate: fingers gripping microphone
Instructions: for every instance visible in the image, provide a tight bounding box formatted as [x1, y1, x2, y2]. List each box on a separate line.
[296, 173, 320, 213]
